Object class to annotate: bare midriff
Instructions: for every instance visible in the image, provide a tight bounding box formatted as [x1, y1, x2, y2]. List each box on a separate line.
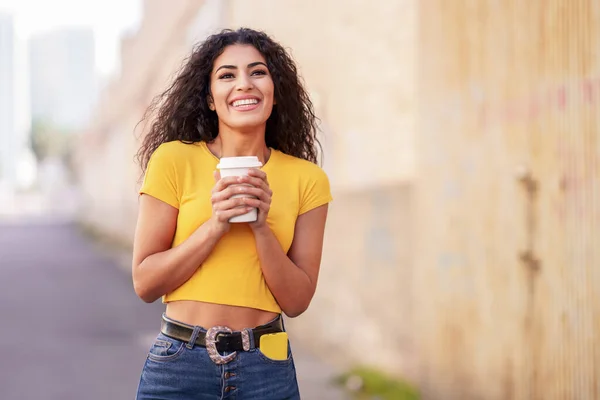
[165, 300, 279, 331]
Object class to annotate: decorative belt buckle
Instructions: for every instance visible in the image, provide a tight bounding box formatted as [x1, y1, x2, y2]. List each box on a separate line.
[241, 328, 251, 352]
[205, 326, 236, 365]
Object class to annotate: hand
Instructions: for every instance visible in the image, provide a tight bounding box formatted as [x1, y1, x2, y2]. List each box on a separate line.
[239, 168, 272, 232]
[209, 170, 257, 235]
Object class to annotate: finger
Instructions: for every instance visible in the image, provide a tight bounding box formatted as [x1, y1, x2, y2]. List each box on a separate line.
[229, 185, 270, 202]
[212, 183, 259, 204]
[237, 176, 271, 193]
[211, 184, 237, 203]
[212, 176, 241, 193]
[213, 170, 221, 183]
[247, 168, 267, 180]
[215, 206, 255, 222]
[213, 196, 252, 212]
[247, 169, 269, 187]
[240, 197, 263, 209]
[256, 199, 271, 212]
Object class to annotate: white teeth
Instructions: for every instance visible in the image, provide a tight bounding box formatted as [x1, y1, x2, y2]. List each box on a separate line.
[232, 99, 258, 107]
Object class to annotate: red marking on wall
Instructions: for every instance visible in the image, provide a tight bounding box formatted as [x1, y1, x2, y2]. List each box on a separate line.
[582, 79, 594, 104]
[527, 96, 541, 119]
[478, 77, 600, 128]
[557, 87, 567, 110]
[557, 141, 594, 221]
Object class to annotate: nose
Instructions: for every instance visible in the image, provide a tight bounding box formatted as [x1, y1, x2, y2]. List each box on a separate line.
[236, 73, 253, 91]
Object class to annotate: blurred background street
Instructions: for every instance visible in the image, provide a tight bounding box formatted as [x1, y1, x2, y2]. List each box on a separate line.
[0, 218, 348, 399]
[0, 219, 161, 399]
[1, 0, 599, 399]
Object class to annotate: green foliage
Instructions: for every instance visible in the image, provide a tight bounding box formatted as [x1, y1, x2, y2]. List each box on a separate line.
[334, 366, 420, 400]
[29, 118, 74, 162]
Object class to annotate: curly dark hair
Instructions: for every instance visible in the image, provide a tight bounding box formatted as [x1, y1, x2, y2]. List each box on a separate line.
[136, 28, 321, 172]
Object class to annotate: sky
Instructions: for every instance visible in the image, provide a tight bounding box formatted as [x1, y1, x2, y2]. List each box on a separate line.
[0, 0, 142, 165]
[0, 0, 142, 76]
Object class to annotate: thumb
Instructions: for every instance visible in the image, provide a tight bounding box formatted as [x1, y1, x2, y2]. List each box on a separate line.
[213, 170, 221, 182]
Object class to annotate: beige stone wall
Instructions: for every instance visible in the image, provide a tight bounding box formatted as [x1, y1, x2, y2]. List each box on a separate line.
[288, 184, 417, 379]
[224, 0, 417, 189]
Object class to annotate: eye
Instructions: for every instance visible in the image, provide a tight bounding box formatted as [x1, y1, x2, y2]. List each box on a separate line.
[218, 73, 234, 79]
[251, 69, 267, 76]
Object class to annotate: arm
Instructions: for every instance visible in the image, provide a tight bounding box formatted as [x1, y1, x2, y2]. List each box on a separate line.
[131, 195, 224, 303]
[252, 205, 329, 317]
[132, 172, 255, 303]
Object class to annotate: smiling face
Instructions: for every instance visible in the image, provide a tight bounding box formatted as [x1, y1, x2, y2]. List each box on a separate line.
[209, 44, 276, 133]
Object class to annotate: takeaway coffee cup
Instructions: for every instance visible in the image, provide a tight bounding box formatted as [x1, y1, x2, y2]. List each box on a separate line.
[216, 156, 263, 223]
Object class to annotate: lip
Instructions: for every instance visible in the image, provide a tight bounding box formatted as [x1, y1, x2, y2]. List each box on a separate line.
[229, 95, 261, 112]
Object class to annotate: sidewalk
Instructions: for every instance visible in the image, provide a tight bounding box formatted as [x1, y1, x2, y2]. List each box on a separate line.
[97, 238, 350, 400]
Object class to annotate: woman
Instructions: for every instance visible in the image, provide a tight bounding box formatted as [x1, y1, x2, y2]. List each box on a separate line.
[133, 28, 332, 399]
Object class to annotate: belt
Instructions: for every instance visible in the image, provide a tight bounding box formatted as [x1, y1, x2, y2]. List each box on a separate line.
[160, 314, 284, 354]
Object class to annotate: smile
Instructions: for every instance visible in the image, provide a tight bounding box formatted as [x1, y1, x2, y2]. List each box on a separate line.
[230, 97, 261, 111]
[232, 98, 258, 107]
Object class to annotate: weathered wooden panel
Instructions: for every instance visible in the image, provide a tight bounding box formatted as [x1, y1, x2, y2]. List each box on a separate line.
[417, 1, 600, 399]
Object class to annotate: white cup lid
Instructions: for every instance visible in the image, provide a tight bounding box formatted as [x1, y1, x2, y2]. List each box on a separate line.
[216, 156, 263, 169]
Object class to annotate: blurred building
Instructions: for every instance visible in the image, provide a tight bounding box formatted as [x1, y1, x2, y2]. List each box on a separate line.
[74, 1, 600, 399]
[0, 13, 16, 189]
[29, 28, 97, 131]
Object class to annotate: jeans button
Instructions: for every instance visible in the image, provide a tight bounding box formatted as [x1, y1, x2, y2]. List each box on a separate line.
[224, 386, 236, 393]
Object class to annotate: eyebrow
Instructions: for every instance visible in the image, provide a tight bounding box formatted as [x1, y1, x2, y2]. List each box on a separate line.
[215, 61, 268, 73]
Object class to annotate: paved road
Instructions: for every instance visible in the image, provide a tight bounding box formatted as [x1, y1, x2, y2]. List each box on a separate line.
[0, 219, 349, 400]
[0, 220, 163, 399]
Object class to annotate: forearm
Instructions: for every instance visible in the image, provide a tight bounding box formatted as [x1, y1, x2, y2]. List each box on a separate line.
[133, 221, 224, 303]
[253, 226, 314, 317]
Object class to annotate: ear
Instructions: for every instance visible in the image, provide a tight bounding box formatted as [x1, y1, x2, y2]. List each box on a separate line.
[207, 95, 215, 111]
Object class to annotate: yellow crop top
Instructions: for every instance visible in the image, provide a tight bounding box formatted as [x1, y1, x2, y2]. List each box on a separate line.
[138, 140, 332, 313]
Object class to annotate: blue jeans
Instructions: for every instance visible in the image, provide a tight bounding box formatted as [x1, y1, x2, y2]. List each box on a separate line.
[136, 317, 301, 399]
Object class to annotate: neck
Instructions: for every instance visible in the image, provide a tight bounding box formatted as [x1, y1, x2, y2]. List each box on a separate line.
[212, 125, 270, 164]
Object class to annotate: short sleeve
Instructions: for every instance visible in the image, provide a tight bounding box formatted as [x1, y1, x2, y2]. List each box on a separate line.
[139, 144, 180, 208]
[298, 165, 333, 215]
